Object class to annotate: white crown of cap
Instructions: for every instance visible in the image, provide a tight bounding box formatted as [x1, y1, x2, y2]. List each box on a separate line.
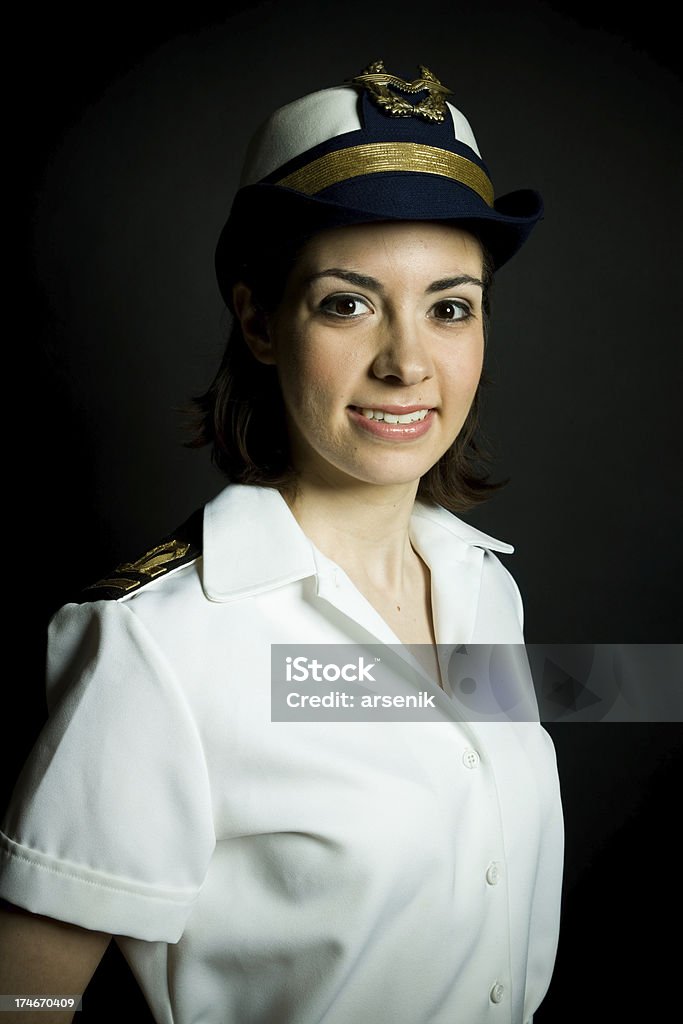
[239, 84, 482, 187]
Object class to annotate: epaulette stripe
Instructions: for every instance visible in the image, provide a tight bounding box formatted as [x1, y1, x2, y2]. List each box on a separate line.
[85, 577, 142, 593]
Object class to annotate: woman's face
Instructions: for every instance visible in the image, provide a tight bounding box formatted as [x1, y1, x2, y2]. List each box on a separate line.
[245, 221, 485, 491]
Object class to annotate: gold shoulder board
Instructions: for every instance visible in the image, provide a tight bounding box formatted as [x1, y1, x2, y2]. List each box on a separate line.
[79, 507, 204, 602]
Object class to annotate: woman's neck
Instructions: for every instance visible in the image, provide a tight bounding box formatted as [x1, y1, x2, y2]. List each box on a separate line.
[283, 477, 441, 681]
[282, 477, 420, 593]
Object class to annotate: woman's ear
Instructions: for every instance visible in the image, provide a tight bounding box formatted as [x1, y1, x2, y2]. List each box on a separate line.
[232, 282, 276, 365]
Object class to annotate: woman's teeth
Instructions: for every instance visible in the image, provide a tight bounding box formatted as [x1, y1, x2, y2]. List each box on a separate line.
[360, 408, 430, 424]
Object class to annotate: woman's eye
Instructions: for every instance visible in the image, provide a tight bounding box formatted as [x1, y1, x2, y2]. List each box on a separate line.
[320, 294, 371, 318]
[430, 299, 471, 322]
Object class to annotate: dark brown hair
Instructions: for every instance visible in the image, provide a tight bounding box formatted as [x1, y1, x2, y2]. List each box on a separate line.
[187, 226, 509, 513]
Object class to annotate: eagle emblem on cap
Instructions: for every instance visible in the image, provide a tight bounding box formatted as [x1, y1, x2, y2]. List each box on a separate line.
[351, 60, 453, 123]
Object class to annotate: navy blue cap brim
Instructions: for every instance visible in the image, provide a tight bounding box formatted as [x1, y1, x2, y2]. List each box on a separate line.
[215, 175, 543, 308]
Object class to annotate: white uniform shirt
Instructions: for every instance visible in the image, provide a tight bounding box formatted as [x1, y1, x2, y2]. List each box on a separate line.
[0, 484, 563, 1024]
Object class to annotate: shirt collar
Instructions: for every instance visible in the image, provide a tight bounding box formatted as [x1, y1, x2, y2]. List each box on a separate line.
[200, 484, 513, 603]
[201, 484, 317, 602]
[409, 503, 513, 647]
[409, 501, 514, 556]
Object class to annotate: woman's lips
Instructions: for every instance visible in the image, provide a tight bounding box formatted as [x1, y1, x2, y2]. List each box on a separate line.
[347, 405, 435, 440]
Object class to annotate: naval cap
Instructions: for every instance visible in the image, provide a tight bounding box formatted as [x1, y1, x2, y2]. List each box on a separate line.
[215, 61, 543, 306]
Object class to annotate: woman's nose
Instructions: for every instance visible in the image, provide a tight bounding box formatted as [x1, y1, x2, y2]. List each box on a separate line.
[370, 316, 434, 386]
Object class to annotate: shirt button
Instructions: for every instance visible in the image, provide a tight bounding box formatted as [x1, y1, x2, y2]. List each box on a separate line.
[462, 748, 480, 769]
[486, 862, 501, 885]
[490, 983, 505, 1004]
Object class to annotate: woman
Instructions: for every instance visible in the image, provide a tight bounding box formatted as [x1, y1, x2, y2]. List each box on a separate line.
[0, 61, 563, 1023]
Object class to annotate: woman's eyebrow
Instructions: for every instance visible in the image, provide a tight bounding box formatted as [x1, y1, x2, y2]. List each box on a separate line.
[427, 275, 484, 293]
[304, 270, 484, 293]
[305, 269, 385, 293]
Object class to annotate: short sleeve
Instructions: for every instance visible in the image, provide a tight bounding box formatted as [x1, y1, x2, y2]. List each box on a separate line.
[0, 600, 215, 942]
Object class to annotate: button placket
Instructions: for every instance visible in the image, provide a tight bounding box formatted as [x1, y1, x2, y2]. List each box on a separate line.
[459, 735, 511, 1017]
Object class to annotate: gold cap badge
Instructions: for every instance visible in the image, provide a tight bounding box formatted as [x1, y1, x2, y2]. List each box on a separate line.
[350, 60, 453, 124]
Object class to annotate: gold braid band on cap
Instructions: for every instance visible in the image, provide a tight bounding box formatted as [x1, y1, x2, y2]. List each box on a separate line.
[273, 143, 494, 207]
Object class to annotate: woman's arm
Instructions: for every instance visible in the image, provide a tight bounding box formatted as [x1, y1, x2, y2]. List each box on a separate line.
[0, 902, 111, 1024]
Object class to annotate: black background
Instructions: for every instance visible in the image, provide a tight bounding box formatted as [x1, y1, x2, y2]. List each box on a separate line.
[6, 1, 683, 1020]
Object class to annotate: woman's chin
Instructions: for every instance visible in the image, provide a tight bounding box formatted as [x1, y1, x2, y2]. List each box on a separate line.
[293, 456, 438, 492]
